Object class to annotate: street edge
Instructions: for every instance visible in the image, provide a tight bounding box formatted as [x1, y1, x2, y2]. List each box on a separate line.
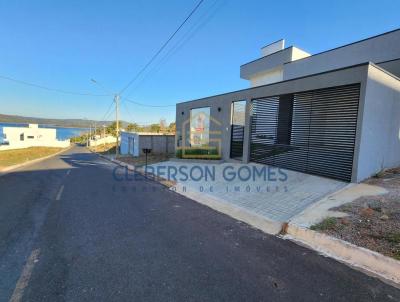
[283, 223, 400, 289]
[96, 153, 284, 235]
[171, 181, 284, 235]
[0, 145, 73, 177]
[95, 151, 400, 288]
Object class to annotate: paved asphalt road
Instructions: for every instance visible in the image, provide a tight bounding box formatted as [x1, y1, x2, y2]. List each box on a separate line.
[0, 145, 399, 302]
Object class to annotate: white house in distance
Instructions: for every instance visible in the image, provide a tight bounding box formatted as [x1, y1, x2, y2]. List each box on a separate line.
[0, 124, 70, 150]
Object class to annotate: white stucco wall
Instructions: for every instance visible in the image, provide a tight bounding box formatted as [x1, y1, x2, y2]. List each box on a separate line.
[291, 47, 311, 61]
[249, 67, 284, 87]
[89, 135, 117, 146]
[0, 124, 70, 150]
[355, 65, 400, 181]
[243, 47, 310, 87]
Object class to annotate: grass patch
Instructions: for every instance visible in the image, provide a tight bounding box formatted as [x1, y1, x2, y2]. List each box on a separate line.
[0, 147, 64, 168]
[176, 147, 221, 159]
[393, 251, 400, 261]
[310, 217, 338, 231]
[385, 233, 400, 244]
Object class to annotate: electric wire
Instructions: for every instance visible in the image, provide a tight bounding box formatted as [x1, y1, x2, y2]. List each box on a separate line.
[0, 74, 111, 97]
[123, 0, 224, 101]
[118, 0, 205, 95]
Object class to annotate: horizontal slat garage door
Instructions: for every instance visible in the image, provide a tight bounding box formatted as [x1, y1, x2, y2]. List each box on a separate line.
[250, 84, 360, 182]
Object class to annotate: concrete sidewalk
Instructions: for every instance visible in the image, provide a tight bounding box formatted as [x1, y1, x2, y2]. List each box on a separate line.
[148, 161, 347, 223]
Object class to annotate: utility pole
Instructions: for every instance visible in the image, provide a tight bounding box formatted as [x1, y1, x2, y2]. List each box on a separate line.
[84, 117, 88, 147]
[115, 94, 120, 157]
[103, 125, 106, 152]
[94, 122, 97, 148]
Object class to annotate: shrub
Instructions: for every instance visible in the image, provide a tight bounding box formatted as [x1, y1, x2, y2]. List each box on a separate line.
[386, 233, 400, 244]
[310, 217, 338, 231]
[176, 147, 221, 159]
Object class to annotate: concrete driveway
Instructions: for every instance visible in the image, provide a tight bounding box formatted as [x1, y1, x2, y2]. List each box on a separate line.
[148, 161, 347, 223]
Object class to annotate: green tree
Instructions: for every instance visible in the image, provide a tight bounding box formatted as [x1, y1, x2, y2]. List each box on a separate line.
[168, 122, 176, 133]
[106, 121, 122, 136]
[149, 124, 161, 133]
[126, 123, 140, 132]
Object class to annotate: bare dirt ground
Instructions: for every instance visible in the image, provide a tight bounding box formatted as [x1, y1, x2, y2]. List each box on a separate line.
[89, 143, 116, 154]
[117, 154, 171, 167]
[311, 167, 400, 260]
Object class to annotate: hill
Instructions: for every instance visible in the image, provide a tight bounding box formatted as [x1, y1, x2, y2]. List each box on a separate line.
[0, 114, 129, 128]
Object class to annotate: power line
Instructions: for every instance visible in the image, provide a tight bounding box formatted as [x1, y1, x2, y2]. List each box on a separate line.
[124, 0, 223, 98]
[119, 0, 205, 95]
[103, 106, 116, 121]
[121, 100, 136, 122]
[122, 96, 175, 107]
[0, 74, 111, 97]
[100, 100, 115, 121]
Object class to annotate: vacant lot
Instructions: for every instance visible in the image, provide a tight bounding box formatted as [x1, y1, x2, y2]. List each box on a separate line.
[0, 147, 64, 168]
[311, 167, 400, 260]
[89, 143, 116, 154]
[118, 154, 170, 167]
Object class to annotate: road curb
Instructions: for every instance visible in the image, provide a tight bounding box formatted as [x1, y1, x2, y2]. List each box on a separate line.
[0, 145, 73, 177]
[284, 223, 400, 288]
[174, 182, 284, 235]
[96, 151, 400, 286]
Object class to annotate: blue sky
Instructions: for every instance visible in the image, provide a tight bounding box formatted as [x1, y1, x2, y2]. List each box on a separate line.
[0, 0, 399, 125]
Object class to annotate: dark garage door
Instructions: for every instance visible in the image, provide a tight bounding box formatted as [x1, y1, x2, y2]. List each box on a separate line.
[250, 84, 360, 182]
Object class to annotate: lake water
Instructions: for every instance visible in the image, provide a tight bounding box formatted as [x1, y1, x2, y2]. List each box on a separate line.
[0, 123, 88, 142]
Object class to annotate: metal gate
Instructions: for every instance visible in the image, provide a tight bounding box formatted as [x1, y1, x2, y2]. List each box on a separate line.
[250, 84, 360, 181]
[230, 101, 246, 159]
[230, 125, 245, 159]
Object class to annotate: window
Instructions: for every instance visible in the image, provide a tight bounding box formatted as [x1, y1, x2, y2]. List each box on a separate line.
[27, 135, 34, 139]
[231, 100, 246, 126]
[190, 107, 210, 146]
[20, 133, 24, 141]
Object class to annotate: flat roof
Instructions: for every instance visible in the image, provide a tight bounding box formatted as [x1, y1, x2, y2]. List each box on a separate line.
[178, 61, 400, 105]
[283, 28, 400, 66]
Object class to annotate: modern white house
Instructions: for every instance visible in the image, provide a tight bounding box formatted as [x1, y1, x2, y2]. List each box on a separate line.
[0, 124, 70, 150]
[120, 131, 175, 157]
[175, 28, 400, 182]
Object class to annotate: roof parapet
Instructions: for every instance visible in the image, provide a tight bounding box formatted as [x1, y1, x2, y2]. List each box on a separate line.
[261, 39, 285, 57]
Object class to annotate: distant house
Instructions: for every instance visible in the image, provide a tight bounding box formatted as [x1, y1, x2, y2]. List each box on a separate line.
[176, 29, 400, 182]
[120, 131, 175, 157]
[0, 124, 70, 150]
